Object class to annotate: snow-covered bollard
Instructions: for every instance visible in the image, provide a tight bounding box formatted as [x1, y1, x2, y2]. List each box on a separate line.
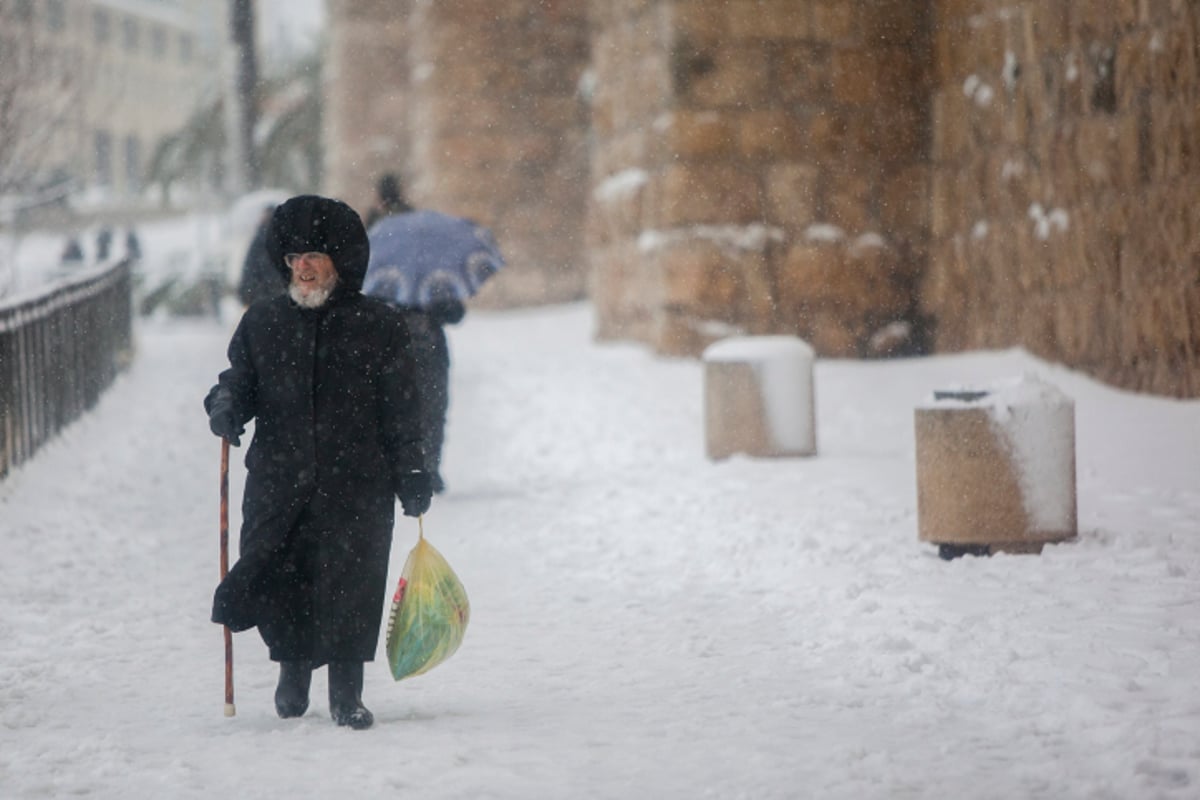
[915, 376, 1077, 557]
[702, 336, 816, 460]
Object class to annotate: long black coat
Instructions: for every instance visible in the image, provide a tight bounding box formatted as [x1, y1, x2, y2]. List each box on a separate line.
[206, 196, 425, 664]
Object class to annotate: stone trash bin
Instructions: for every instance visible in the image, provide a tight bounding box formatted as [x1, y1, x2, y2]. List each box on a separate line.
[702, 336, 816, 460]
[914, 375, 1078, 558]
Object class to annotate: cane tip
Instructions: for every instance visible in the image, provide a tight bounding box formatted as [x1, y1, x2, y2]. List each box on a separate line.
[224, 703, 237, 717]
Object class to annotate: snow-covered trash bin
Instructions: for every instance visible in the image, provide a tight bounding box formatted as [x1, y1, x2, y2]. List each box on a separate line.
[915, 375, 1077, 558]
[702, 336, 816, 460]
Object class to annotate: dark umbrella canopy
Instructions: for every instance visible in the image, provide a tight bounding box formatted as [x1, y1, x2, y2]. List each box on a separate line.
[363, 210, 505, 309]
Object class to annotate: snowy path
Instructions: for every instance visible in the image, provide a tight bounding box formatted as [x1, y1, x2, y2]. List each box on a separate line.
[1, 303, 1198, 799]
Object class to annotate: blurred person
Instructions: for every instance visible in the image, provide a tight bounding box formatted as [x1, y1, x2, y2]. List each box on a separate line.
[237, 204, 286, 306]
[204, 195, 432, 730]
[124, 228, 142, 261]
[59, 236, 84, 265]
[364, 172, 413, 229]
[96, 227, 113, 261]
[363, 174, 464, 494]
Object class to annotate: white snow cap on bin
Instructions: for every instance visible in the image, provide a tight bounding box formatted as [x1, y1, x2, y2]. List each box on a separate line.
[702, 335, 816, 459]
[917, 374, 1076, 541]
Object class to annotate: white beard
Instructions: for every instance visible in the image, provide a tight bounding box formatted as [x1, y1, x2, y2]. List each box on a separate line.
[289, 282, 335, 309]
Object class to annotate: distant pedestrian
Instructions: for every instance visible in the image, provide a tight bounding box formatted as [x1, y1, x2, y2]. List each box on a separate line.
[60, 237, 84, 265]
[124, 228, 141, 261]
[364, 173, 414, 230]
[363, 175, 468, 494]
[96, 227, 113, 261]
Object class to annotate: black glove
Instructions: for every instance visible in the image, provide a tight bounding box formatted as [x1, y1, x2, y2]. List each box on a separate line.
[205, 386, 244, 447]
[397, 471, 433, 517]
[426, 298, 465, 326]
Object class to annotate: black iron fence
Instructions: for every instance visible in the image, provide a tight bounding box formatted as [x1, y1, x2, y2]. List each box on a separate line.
[0, 260, 133, 479]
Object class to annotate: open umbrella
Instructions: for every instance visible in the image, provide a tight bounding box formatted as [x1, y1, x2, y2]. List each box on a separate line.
[363, 210, 505, 309]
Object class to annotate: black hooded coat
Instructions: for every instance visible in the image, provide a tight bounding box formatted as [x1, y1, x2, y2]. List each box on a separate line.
[205, 196, 426, 665]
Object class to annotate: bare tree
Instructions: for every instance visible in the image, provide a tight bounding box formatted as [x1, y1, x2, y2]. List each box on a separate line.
[0, 1, 87, 211]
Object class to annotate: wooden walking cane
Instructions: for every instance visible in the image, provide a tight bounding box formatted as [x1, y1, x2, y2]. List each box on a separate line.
[220, 438, 236, 717]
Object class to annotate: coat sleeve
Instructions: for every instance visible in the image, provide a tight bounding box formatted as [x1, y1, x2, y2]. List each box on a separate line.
[204, 315, 258, 424]
[378, 314, 428, 486]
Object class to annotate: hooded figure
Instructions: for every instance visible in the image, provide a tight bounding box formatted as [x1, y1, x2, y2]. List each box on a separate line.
[204, 195, 432, 729]
[236, 205, 286, 306]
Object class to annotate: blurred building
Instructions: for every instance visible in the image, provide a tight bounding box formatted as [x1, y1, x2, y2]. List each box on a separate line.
[0, 0, 226, 210]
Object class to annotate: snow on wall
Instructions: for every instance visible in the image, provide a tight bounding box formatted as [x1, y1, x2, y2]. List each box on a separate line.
[593, 168, 648, 202]
[637, 224, 786, 254]
[804, 223, 845, 243]
[704, 336, 816, 454]
[921, 375, 1076, 532]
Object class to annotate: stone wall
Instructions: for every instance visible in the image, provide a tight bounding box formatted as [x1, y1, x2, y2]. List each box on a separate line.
[324, 0, 592, 308]
[587, 0, 932, 357]
[924, 0, 1200, 397]
[325, 0, 1200, 397]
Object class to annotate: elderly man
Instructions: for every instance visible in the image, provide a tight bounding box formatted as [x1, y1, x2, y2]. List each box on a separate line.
[205, 195, 431, 730]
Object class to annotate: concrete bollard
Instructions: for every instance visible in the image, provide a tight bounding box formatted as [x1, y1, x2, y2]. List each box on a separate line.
[702, 336, 816, 460]
[915, 375, 1077, 557]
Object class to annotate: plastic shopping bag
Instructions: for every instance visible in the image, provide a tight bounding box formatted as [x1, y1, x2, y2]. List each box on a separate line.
[385, 519, 470, 681]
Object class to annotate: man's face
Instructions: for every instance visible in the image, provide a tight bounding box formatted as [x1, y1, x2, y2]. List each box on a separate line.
[286, 252, 337, 300]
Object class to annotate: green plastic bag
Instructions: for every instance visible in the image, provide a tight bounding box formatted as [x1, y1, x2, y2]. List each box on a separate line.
[385, 520, 470, 681]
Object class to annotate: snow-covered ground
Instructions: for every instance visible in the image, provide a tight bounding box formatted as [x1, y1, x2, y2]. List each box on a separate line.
[1, 293, 1198, 797]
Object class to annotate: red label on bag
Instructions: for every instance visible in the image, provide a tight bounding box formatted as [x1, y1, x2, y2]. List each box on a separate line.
[392, 577, 408, 605]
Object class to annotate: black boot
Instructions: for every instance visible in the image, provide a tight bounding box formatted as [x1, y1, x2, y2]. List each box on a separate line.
[328, 661, 373, 730]
[275, 660, 312, 718]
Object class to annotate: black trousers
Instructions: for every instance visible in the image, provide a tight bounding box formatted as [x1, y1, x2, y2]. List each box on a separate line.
[400, 310, 450, 478]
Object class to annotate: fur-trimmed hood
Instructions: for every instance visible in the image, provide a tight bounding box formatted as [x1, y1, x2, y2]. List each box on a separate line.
[265, 195, 370, 292]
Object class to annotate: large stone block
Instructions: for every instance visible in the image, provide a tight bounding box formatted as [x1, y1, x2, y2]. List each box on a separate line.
[810, 0, 856, 42]
[724, 0, 811, 40]
[655, 110, 736, 159]
[931, 89, 969, 162]
[680, 46, 772, 107]
[871, 105, 928, 165]
[881, 164, 931, 234]
[671, 1, 726, 44]
[658, 238, 740, 309]
[777, 238, 909, 321]
[774, 45, 829, 104]
[830, 48, 885, 106]
[765, 162, 819, 229]
[804, 311, 861, 356]
[590, 170, 648, 244]
[929, 168, 961, 240]
[655, 163, 763, 226]
[737, 111, 806, 159]
[825, 168, 875, 232]
[776, 241, 840, 312]
[801, 110, 850, 162]
[858, 0, 931, 47]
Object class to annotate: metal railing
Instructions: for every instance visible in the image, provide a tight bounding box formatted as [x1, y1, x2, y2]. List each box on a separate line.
[0, 260, 133, 479]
